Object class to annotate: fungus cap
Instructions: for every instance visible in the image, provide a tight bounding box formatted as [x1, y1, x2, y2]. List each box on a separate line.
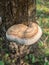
[6, 23, 42, 45]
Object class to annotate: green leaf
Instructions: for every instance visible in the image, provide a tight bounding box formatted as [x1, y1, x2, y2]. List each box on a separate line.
[0, 38, 2, 41]
[44, 62, 49, 65]
[29, 54, 32, 59]
[29, 54, 35, 63]
[38, 41, 43, 47]
[0, 61, 4, 65]
[45, 48, 49, 56]
[32, 55, 35, 63]
[0, 38, 2, 43]
[5, 53, 9, 58]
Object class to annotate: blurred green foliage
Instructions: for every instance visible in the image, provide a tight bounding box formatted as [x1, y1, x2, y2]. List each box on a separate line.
[0, 61, 4, 65]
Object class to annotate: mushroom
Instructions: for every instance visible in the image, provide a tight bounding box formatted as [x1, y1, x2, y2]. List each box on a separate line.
[6, 22, 42, 64]
[6, 23, 42, 45]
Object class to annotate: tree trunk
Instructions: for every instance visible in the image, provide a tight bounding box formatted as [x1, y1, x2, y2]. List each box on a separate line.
[0, 0, 36, 29]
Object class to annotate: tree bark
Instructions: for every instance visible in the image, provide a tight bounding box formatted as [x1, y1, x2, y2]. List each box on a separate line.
[0, 0, 36, 29]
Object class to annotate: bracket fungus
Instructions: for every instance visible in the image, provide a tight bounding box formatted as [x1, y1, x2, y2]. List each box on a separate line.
[6, 22, 42, 45]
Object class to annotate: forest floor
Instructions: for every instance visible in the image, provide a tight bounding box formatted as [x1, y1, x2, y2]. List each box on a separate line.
[0, 0, 49, 65]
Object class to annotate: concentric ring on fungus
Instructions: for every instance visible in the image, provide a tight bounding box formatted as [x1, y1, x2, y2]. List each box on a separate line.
[6, 22, 42, 45]
[7, 23, 38, 38]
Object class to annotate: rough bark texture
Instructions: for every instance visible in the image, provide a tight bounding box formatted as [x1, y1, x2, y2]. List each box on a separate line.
[0, 0, 36, 29]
